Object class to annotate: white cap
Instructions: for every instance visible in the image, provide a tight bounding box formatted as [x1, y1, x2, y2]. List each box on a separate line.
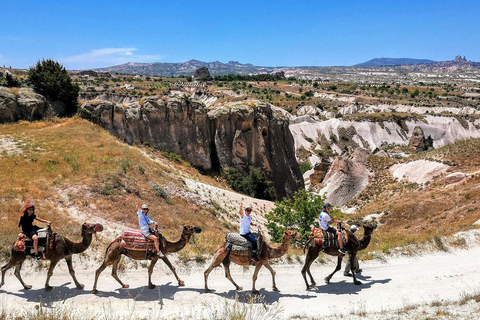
[350, 225, 358, 231]
[141, 204, 149, 210]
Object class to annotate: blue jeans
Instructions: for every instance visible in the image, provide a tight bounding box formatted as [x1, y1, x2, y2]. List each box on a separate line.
[240, 233, 257, 252]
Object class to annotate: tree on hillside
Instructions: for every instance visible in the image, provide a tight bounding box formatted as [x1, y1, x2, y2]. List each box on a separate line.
[266, 190, 341, 242]
[28, 59, 79, 115]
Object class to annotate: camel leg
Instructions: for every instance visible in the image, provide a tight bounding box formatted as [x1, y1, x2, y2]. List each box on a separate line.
[160, 256, 184, 286]
[92, 260, 109, 294]
[223, 258, 242, 291]
[111, 258, 129, 289]
[65, 256, 84, 289]
[301, 249, 319, 290]
[147, 258, 159, 289]
[263, 262, 278, 292]
[204, 250, 227, 293]
[45, 259, 60, 291]
[325, 256, 343, 284]
[251, 263, 263, 294]
[2, 252, 30, 290]
[349, 253, 362, 285]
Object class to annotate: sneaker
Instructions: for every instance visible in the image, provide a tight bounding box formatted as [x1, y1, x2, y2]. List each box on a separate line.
[338, 249, 347, 255]
[35, 253, 42, 260]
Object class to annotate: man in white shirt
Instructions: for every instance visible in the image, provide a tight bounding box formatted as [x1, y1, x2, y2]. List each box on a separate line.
[318, 203, 346, 255]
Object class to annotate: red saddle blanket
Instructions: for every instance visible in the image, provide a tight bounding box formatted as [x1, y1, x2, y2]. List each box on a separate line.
[311, 228, 341, 247]
[120, 228, 155, 251]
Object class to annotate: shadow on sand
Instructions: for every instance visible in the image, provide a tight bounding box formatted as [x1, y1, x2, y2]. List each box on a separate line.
[308, 274, 392, 295]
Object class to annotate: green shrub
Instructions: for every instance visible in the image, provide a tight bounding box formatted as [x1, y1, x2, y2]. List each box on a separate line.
[222, 166, 275, 201]
[266, 190, 327, 242]
[27, 59, 79, 115]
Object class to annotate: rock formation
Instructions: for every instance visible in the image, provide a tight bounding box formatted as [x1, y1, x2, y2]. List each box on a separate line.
[319, 148, 370, 207]
[80, 97, 304, 199]
[408, 126, 433, 153]
[194, 67, 211, 80]
[0, 87, 52, 122]
[309, 160, 331, 187]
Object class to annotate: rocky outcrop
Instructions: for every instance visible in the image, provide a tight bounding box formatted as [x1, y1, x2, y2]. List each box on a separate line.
[408, 126, 433, 153]
[309, 160, 331, 187]
[194, 67, 211, 79]
[80, 97, 304, 199]
[319, 148, 370, 207]
[0, 87, 52, 122]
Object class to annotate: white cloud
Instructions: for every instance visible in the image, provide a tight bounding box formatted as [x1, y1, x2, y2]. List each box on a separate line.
[59, 48, 164, 70]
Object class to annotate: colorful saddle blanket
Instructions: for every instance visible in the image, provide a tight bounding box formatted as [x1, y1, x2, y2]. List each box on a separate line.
[120, 228, 155, 251]
[312, 228, 345, 248]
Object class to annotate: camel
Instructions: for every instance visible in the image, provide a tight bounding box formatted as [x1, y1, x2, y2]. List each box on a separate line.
[1, 222, 103, 291]
[204, 229, 301, 294]
[92, 225, 201, 294]
[301, 222, 377, 289]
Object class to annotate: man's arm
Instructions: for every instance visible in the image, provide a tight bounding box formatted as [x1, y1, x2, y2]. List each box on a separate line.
[239, 203, 244, 218]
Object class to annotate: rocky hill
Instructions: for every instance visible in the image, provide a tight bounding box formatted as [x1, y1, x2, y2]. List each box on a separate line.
[354, 57, 436, 67]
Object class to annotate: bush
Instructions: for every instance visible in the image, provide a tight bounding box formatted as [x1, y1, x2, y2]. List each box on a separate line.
[266, 190, 327, 242]
[222, 166, 276, 201]
[27, 59, 79, 115]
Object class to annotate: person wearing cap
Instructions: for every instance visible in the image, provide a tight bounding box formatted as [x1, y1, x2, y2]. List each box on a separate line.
[18, 199, 51, 260]
[318, 202, 347, 255]
[137, 204, 164, 258]
[239, 203, 259, 263]
[344, 224, 361, 276]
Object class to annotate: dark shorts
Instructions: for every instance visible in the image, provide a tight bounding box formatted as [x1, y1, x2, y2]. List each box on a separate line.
[27, 226, 41, 239]
[326, 226, 337, 234]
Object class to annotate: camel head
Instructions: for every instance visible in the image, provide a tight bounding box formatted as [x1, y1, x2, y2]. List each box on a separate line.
[362, 222, 377, 234]
[81, 222, 104, 234]
[181, 225, 202, 237]
[282, 230, 302, 242]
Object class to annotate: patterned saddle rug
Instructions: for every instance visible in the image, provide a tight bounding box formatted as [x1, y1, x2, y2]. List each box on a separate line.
[311, 228, 346, 248]
[120, 228, 156, 251]
[225, 233, 260, 254]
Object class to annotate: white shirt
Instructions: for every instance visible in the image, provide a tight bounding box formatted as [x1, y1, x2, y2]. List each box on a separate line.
[239, 214, 252, 235]
[318, 210, 332, 231]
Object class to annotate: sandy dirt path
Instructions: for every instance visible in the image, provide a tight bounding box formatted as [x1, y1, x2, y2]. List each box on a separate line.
[1, 243, 480, 319]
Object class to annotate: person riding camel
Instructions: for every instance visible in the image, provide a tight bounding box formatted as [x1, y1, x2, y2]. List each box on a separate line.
[318, 202, 347, 255]
[137, 204, 164, 258]
[18, 200, 51, 260]
[239, 203, 259, 263]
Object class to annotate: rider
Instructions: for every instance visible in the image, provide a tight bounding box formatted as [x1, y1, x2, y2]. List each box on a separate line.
[344, 224, 361, 276]
[239, 203, 259, 263]
[318, 202, 347, 255]
[18, 200, 51, 260]
[137, 204, 164, 258]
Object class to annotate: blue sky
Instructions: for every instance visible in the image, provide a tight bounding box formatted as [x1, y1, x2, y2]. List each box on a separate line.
[1, 1, 479, 70]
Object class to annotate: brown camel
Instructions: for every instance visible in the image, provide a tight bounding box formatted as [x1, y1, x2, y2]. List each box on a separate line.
[92, 225, 201, 294]
[301, 222, 377, 289]
[204, 230, 301, 294]
[1, 222, 103, 291]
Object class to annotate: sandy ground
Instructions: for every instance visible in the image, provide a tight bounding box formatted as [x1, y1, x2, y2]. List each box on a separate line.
[1, 242, 480, 319]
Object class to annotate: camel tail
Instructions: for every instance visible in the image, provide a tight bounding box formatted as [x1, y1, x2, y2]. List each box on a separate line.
[303, 236, 313, 254]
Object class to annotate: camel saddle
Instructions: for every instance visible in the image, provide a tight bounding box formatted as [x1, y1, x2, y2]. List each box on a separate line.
[16, 228, 55, 257]
[225, 233, 261, 254]
[121, 228, 160, 251]
[311, 228, 346, 248]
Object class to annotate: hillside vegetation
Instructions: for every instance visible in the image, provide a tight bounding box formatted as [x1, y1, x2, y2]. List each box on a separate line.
[0, 118, 229, 259]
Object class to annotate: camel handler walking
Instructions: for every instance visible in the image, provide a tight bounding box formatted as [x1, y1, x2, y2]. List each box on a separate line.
[137, 204, 164, 258]
[344, 224, 361, 276]
[239, 203, 259, 263]
[318, 202, 347, 255]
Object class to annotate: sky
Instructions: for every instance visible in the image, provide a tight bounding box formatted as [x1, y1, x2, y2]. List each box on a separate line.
[1, 0, 480, 70]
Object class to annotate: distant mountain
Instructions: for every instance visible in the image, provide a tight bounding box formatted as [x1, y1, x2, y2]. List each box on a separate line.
[354, 58, 436, 67]
[93, 59, 276, 77]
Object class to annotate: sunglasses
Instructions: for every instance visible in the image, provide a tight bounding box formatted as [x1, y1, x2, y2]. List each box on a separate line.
[245, 209, 252, 212]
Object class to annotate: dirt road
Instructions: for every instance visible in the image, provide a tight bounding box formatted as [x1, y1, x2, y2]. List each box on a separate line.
[1, 243, 480, 319]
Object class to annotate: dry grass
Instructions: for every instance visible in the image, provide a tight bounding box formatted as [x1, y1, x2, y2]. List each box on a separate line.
[0, 117, 232, 257]
[353, 138, 480, 253]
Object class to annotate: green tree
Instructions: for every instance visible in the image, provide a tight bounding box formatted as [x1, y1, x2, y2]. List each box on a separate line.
[2, 72, 21, 87]
[27, 59, 79, 115]
[266, 190, 327, 242]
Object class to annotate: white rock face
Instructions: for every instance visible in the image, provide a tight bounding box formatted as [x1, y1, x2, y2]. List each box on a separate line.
[389, 160, 449, 184]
